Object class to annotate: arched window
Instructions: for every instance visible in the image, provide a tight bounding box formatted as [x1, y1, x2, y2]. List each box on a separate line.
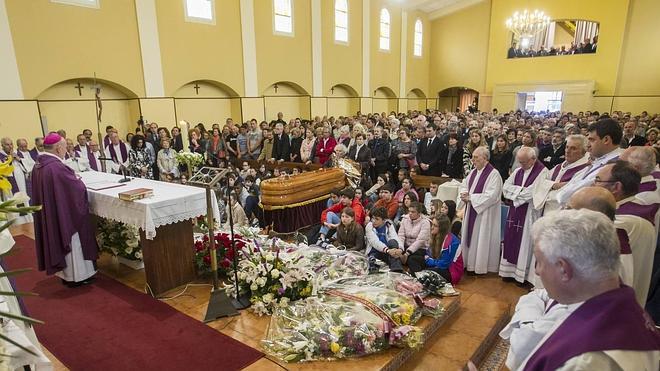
[379, 8, 390, 51]
[273, 0, 293, 35]
[334, 0, 348, 43]
[413, 19, 423, 56]
[184, 0, 215, 24]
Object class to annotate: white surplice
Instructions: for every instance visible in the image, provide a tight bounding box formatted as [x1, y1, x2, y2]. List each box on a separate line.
[64, 155, 91, 173]
[0, 150, 33, 224]
[533, 155, 589, 213]
[556, 148, 622, 205]
[54, 232, 96, 283]
[635, 175, 660, 234]
[500, 289, 580, 371]
[616, 199, 657, 306]
[103, 143, 130, 174]
[457, 167, 503, 274]
[500, 165, 548, 283]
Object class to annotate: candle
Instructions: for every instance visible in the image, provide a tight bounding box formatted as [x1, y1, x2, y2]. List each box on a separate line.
[179, 120, 190, 152]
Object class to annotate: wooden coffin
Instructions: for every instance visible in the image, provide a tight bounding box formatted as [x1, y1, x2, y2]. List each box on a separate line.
[260, 167, 346, 207]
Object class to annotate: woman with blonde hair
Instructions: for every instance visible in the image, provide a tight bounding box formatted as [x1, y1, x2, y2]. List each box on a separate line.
[462, 128, 487, 175]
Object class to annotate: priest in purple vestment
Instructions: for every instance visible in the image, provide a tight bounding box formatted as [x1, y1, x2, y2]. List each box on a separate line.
[32, 133, 98, 287]
[500, 146, 548, 284]
[519, 209, 660, 370]
[595, 161, 657, 306]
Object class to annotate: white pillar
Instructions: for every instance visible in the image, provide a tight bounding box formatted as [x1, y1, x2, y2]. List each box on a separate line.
[399, 11, 408, 99]
[0, 0, 23, 99]
[240, 0, 258, 97]
[361, 0, 370, 97]
[311, 0, 322, 97]
[135, 0, 165, 97]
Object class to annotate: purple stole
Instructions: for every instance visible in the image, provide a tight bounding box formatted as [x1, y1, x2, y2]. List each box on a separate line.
[107, 142, 128, 164]
[524, 286, 660, 371]
[653, 170, 660, 180]
[616, 228, 632, 254]
[616, 200, 658, 226]
[103, 135, 111, 148]
[550, 162, 589, 182]
[639, 180, 657, 193]
[465, 163, 495, 246]
[28, 148, 39, 161]
[75, 145, 97, 171]
[502, 161, 545, 264]
[0, 151, 19, 194]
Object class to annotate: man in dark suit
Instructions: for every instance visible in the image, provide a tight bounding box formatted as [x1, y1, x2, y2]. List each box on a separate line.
[507, 42, 519, 58]
[348, 133, 372, 174]
[271, 123, 290, 162]
[621, 121, 646, 148]
[539, 129, 566, 169]
[416, 124, 446, 176]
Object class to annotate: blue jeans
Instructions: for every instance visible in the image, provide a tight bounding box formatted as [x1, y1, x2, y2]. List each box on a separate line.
[319, 212, 340, 236]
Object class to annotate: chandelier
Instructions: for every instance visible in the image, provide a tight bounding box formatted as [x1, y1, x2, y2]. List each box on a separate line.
[506, 9, 551, 42]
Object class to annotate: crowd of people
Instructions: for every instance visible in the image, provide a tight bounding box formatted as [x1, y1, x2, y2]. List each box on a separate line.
[2, 107, 659, 369]
[507, 35, 599, 58]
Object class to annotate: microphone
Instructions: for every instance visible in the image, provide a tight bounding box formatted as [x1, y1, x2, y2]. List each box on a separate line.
[118, 166, 131, 183]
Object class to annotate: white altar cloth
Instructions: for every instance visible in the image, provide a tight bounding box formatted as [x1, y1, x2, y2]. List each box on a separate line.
[80, 172, 220, 239]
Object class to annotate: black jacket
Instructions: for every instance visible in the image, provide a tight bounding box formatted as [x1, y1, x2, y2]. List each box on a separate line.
[490, 150, 513, 181]
[289, 136, 303, 162]
[272, 133, 290, 161]
[369, 138, 390, 165]
[348, 144, 372, 171]
[416, 137, 446, 176]
[539, 143, 565, 169]
[444, 146, 464, 179]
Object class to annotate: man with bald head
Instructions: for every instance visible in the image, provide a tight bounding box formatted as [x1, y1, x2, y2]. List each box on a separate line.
[500, 146, 548, 285]
[621, 146, 659, 205]
[595, 161, 656, 306]
[458, 146, 503, 275]
[32, 133, 98, 287]
[568, 187, 633, 287]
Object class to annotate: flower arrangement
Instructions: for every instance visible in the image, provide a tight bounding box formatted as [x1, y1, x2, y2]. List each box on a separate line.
[262, 293, 423, 363]
[193, 231, 246, 276]
[96, 218, 142, 261]
[225, 241, 315, 316]
[175, 151, 204, 177]
[294, 248, 369, 290]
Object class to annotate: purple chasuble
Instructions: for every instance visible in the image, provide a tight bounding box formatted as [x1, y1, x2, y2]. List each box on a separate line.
[653, 170, 660, 180]
[638, 180, 657, 193]
[107, 142, 128, 163]
[502, 161, 545, 264]
[32, 154, 99, 275]
[524, 286, 660, 371]
[465, 164, 495, 246]
[550, 162, 589, 182]
[616, 200, 659, 226]
[0, 152, 19, 194]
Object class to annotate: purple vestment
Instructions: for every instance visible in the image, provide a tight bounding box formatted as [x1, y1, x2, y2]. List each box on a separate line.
[524, 286, 660, 371]
[617, 200, 659, 226]
[549, 161, 588, 182]
[639, 180, 657, 193]
[28, 148, 39, 162]
[106, 142, 128, 164]
[31, 154, 98, 275]
[465, 163, 495, 246]
[502, 161, 545, 265]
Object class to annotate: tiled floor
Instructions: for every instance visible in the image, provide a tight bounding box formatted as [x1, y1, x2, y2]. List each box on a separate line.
[9, 224, 528, 370]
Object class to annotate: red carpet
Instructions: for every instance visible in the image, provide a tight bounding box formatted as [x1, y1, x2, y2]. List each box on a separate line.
[4, 235, 263, 371]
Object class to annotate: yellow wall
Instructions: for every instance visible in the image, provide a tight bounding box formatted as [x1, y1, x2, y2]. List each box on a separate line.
[254, 0, 312, 95]
[0, 101, 42, 141]
[405, 11, 431, 97]
[613, 0, 660, 113]
[155, 0, 244, 96]
[321, 0, 362, 96]
[6, 0, 144, 98]
[371, 1, 401, 97]
[429, 1, 491, 97]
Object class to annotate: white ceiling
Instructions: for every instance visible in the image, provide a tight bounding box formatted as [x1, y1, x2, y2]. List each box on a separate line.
[400, 0, 485, 20]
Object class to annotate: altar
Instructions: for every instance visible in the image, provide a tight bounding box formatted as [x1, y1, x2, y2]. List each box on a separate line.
[79, 171, 220, 296]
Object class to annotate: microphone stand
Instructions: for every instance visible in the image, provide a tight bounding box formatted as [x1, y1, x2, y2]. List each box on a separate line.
[228, 175, 250, 310]
[118, 165, 131, 183]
